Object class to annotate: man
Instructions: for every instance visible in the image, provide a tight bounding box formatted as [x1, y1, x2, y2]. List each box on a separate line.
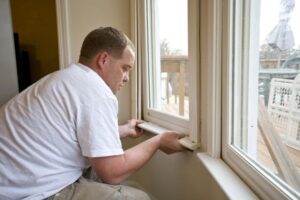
[0, 27, 185, 200]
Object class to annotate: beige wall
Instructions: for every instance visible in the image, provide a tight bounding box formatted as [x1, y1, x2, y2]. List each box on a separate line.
[123, 134, 228, 200]
[66, 1, 228, 199]
[10, 0, 59, 82]
[67, 0, 131, 124]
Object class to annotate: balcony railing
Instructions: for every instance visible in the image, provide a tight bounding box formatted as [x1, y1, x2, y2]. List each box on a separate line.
[160, 55, 188, 117]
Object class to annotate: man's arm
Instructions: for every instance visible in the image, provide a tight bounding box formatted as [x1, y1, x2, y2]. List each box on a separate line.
[119, 119, 144, 138]
[89, 132, 185, 184]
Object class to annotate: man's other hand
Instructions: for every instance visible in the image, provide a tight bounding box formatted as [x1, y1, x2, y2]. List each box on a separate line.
[158, 132, 186, 154]
[119, 119, 144, 138]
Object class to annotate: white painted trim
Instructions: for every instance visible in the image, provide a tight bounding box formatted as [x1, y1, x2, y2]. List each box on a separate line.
[200, 0, 222, 157]
[223, 146, 299, 200]
[231, 0, 243, 149]
[198, 152, 259, 200]
[130, 0, 138, 119]
[245, 0, 260, 157]
[55, 0, 71, 69]
[140, 0, 149, 123]
[152, 0, 161, 110]
[188, 0, 201, 144]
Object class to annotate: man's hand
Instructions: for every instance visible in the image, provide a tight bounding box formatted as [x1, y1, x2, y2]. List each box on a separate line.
[119, 119, 144, 138]
[158, 131, 186, 154]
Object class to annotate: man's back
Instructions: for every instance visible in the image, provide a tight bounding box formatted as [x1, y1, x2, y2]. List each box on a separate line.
[0, 64, 118, 200]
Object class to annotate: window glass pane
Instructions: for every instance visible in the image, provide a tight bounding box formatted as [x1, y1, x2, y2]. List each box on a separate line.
[149, 0, 189, 118]
[232, 0, 300, 196]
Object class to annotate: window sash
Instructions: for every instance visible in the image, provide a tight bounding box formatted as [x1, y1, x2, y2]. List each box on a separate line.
[139, 0, 200, 143]
[222, 0, 300, 199]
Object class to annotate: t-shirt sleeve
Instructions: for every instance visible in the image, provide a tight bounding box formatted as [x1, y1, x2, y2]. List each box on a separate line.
[76, 97, 124, 157]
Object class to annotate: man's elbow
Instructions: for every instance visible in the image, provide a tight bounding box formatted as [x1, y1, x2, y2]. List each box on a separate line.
[98, 173, 124, 185]
[90, 155, 129, 185]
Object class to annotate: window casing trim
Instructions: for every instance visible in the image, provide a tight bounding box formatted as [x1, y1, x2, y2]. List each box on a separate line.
[199, 0, 222, 157]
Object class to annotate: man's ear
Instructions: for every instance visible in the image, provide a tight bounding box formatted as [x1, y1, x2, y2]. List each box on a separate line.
[95, 51, 109, 71]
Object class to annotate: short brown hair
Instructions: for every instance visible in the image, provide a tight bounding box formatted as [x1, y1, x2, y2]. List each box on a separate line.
[79, 27, 134, 61]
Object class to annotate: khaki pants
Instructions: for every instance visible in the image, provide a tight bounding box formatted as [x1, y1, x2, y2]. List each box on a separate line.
[45, 168, 152, 200]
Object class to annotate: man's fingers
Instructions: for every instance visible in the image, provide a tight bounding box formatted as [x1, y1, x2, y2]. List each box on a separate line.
[177, 133, 186, 139]
[164, 131, 186, 139]
[136, 120, 144, 125]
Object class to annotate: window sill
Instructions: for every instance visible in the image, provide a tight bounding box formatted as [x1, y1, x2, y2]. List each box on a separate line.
[138, 122, 168, 135]
[138, 122, 199, 150]
[197, 152, 259, 200]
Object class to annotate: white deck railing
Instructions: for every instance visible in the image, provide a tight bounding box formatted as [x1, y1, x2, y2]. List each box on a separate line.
[268, 77, 300, 150]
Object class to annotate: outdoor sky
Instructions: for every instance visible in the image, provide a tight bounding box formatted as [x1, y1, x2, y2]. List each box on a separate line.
[158, 0, 300, 53]
[260, 0, 300, 49]
[158, 0, 188, 55]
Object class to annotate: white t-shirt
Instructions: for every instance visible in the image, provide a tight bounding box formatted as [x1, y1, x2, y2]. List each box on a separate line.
[0, 63, 124, 200]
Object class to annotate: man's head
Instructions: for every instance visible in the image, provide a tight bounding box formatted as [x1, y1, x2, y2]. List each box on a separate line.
[79, 27, 135, 94]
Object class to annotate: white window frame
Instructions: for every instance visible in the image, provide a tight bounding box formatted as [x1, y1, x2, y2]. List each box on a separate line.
[136, 0, 200, 143]
[131, 0, 300, 198]
[131, 0, 299, 198]
[222, 0, 300, 199]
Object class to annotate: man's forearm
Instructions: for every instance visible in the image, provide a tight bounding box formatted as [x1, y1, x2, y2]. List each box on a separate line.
[91, 135, 161, 184]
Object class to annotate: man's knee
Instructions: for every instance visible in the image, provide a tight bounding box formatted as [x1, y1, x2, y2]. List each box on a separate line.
[45, 178, 152, 200]
[120, 185, 151, 200]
